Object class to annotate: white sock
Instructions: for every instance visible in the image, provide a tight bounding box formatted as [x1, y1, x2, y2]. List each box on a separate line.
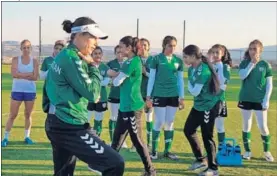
[95, 112, 104, 121]
[254, 110, 270, 136]
[153, 107, 166, 131]
[241, 109, 253, 132]
[87, 111, 94, 121]
[4, 131, 10, 140]
[146, 110, 153, 122]
[25, 130, 30, 138]
[215, 117, 225, 133]
[165, 106, 177, 130]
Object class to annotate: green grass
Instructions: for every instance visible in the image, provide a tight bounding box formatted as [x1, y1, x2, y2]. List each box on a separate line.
[1, 65, 277, 176]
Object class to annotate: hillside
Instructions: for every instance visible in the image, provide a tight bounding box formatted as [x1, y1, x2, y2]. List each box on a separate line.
[2, 41, 276, 65]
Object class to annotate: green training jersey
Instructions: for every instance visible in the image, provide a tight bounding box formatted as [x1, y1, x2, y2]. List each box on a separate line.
[107, 59, 122, 100]
[98, 62, 109, 102]
[214, 62, 231, 101]
[41, 56, 54, 71]
[141, 56, 153, 98]
[119, 56, 144, 112]
[239, 59, 272, 103]
[150, 53, 184, 97]
[44, 44, 101, 125]
[188, 62, 219, 111]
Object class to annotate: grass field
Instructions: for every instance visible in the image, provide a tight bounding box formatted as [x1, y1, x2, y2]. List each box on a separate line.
[1, 64, 277, 176]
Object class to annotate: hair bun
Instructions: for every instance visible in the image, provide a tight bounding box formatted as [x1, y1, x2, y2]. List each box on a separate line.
[62, 20, 73, 33]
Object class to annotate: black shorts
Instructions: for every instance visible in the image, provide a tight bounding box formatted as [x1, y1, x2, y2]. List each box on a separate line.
[237, 101, 263, 111]
[218, 101, 228, 117]
[152, 96, 179, 107]
[87, 102, 108, 112]
[108, 98, 120, 104]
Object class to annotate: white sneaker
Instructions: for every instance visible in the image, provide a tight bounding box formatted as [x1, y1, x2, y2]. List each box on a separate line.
[198, 169, 219, 176]
[264, 152, 274, 162]
[150, 152, 158, 160]
[121, 141, 128, 149]
[243, 151, 252, 160]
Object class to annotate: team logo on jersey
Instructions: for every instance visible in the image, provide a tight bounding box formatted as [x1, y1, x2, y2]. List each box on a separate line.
[102, 103, 107, 108]
[259, 67, 264, 72]
[174, 63, 179, 69]
[197, 70, 202, 75]
[197, 65, 202, 75]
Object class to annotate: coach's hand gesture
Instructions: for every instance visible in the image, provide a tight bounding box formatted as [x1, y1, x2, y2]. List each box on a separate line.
[78, 52, 95, 65]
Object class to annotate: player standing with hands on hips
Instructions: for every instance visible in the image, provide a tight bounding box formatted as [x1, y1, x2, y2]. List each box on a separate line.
[238, 39, 274, 162]
[44, 16, 125, 176]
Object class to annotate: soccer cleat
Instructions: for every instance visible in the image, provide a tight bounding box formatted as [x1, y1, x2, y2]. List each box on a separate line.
[264, 151, 274, 162]
[150, 152, 158, 160]
[198, 168, 219, 176]
[121, 141, 128, 149]
[129, 146, 136, 153]
[88, 165, 102, 175]
[242, 151, 252, 160]
[24, 137, 34, 145]
[188, 160, 208, 171]
[164, 152, 179, 160]
[141, 169, 156, 176]
[1, 138, 8, 147]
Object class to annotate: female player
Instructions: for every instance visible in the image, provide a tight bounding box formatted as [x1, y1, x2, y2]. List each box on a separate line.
[2, 39, 39, 147]
[44, 16, 124, 176]
[40, 40, 65, 80]
[130, 38, 154, 152]
[106, 45, 128, 148]
[87, 46, 110, 137]
[211, 44, 232, 144]
[110, 36, 156, 176]
[238, 39, 274, 162]
[146, 36, 184, 160]
[183, 44, 220, 176]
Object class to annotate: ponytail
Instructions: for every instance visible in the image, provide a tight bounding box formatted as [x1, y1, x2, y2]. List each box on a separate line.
[201, 55, 220, 95]
[243, 49, 250, 60]
[132, 37, 142, 55]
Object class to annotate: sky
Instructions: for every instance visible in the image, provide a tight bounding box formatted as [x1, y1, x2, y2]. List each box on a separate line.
[2, 2, 277, 51]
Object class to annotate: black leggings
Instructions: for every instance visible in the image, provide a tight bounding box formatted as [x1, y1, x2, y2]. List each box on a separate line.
[184, 102, 220, 170]
[111, 109, 154, 172]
